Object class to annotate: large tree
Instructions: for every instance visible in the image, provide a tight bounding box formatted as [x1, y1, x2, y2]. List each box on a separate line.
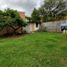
[0, 9, 28, 34]
[39, 0, 67, 21]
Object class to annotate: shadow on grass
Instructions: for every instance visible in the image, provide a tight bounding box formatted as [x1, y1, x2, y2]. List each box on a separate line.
[0, 33, 28, 38]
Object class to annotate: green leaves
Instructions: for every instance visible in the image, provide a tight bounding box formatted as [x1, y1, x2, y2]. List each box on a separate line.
[0, 8, 28, 34]
[38, 0, 67, 22]
[31, 8, 41, 23]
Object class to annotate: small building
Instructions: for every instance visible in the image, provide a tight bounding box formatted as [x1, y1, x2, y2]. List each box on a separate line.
[23, 22, 40, 33]
[19, 12, 40, 33]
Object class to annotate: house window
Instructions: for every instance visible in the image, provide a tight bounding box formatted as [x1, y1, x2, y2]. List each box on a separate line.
[36, 23, 38, 27]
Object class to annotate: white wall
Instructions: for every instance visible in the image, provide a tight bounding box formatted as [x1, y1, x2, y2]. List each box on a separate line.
[41, 20, 67, 32]
[23, 24, 32, 33]
[23, 23, 40, 33]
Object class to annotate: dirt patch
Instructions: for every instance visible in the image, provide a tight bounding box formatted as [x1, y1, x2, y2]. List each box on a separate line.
[60, 58, 67, 67]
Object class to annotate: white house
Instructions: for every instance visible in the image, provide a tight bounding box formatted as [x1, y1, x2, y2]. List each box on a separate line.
[23, 23, 40, 33]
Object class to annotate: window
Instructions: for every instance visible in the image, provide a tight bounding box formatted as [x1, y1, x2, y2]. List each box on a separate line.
[36, 23, 38, 27]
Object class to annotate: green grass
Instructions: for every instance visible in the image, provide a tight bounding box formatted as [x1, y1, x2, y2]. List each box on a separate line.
[0, 32, 67, 67]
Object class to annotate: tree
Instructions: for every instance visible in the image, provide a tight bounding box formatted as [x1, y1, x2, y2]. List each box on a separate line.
[31, 8, 41, 23]
[5, 9, 28, 34]
[0, 10, 7, 30]
[39, 0, 67, 21]
[0, 8, 28, 34]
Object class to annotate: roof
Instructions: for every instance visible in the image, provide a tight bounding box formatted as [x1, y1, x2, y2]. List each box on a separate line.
[19, 11, 26, 20]
[19, 11, 25, 14]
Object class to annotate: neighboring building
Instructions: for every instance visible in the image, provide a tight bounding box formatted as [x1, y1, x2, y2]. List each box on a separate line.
[19, 13, 40, 33]
[23, 22, 40, 33]
[0, 11, 40, 35]
[19, 13, 67, 33]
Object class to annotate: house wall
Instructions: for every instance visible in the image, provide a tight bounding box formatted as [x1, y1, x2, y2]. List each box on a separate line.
[23, 23, 32, 33]
[41, 20, 67, 32]
[23, 23, 40, 33]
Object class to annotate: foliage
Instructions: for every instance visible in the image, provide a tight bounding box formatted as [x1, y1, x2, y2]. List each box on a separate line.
[31, 8, 41, 23]
[44, 0, 67, 21]
[0, 8, 28, 34]
[32, 0, 67, 22]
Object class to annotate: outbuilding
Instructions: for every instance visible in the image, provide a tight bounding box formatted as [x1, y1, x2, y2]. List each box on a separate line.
[23, 22, 40, 33]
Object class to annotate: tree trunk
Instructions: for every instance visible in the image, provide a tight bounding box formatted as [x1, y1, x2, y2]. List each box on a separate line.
[21, 27, 23, 34]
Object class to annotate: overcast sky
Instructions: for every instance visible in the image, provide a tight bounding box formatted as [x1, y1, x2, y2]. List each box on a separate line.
[0, 0, 43, 16]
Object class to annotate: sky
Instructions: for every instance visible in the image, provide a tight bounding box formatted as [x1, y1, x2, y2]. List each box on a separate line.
[0, 0, 43, 16]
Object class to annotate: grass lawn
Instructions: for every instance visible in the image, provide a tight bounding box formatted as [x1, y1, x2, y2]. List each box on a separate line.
[0, 32, 67, 67]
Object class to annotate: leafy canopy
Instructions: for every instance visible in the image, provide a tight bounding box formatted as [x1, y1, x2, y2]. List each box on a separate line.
[0, 8, 28, 30]
[31, 0, 67, 22]
[31, 8, 41, 23]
